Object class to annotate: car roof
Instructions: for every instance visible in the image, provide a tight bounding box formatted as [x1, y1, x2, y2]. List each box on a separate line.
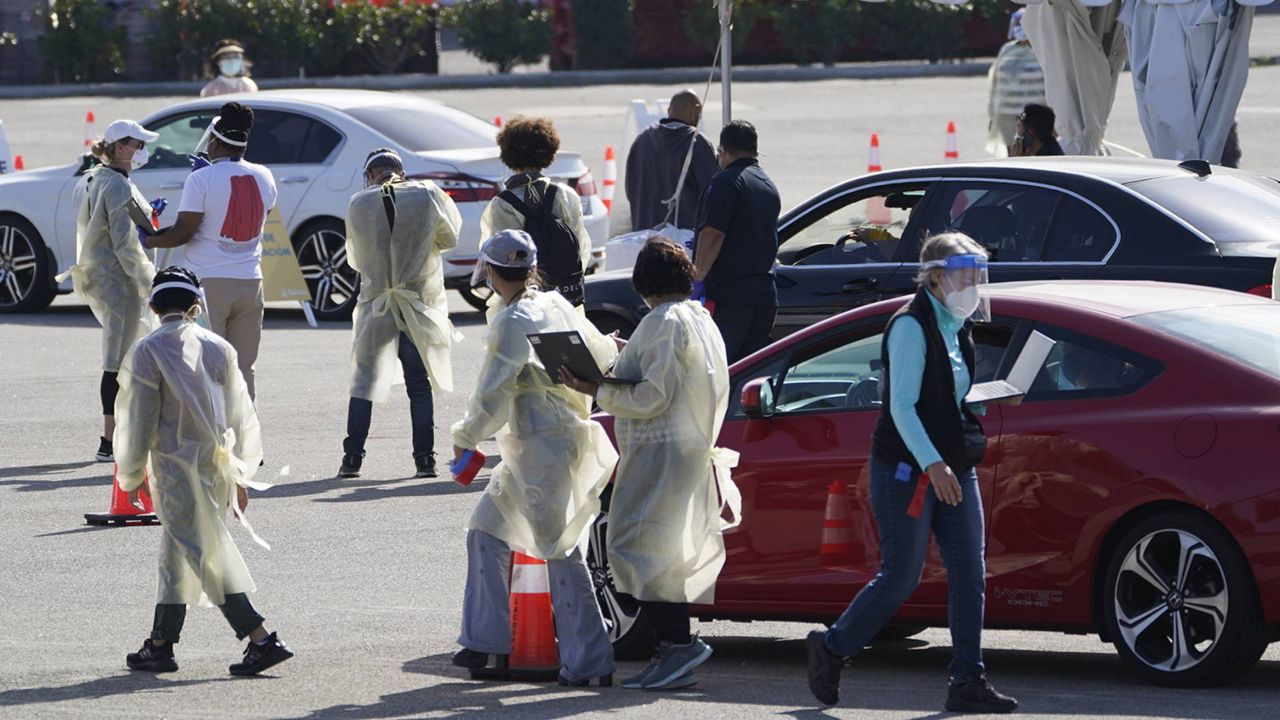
[837, 157, 1271, 191]
[145, 89, 448, 117]
[742, 281, 1272, 367]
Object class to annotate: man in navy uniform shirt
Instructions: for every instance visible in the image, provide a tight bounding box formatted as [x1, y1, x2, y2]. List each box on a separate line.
[692, 120, 781, 364]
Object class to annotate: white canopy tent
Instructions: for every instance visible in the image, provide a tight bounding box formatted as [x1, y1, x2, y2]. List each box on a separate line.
[711, 0, 1266, 163]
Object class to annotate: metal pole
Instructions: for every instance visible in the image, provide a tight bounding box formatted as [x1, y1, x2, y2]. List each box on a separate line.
[719, 0, 732, 126]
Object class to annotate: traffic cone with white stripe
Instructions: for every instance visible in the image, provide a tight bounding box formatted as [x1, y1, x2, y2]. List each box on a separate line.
[470, 551, 560, 681]
[866, 133, 892, 224]
[944, 120, 959, 162]
[84, 111, 97, 151]
[85, 466, 158, 526]
[601, 146, 617, 214]
[819, 480, 856, 569]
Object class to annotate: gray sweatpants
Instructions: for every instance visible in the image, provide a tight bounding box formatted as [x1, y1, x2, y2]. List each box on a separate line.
[458, 529, 615, 682]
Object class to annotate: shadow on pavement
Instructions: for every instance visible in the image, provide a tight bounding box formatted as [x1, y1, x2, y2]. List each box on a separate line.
[260, 475, 405, 499]
[0, 460, 102, 484]
[283, 639, 1280, 719]
[314, 478, 488, 503]
[0, 304, 97, 328]
[0, 673, 231, 707]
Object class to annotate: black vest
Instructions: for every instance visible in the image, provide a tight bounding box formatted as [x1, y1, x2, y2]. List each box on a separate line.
[871, 288, 987, 477]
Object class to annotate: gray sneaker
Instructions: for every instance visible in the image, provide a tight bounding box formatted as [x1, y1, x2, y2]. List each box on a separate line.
[621, 649, 666, 689]
[641, 637, 712, 689]
[646, 670, 699, 690]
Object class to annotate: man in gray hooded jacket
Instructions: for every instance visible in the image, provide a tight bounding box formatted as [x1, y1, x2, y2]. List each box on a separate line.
[625, 90, 718, 231]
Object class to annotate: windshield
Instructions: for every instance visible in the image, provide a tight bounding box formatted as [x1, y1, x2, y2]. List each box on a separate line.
[344, 105, 496, 152]
[1128, 174, 1280, 256]
[1132, 304, 1280, 380]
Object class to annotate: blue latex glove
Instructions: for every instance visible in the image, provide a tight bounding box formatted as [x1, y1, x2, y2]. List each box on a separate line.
[189, 154, 211, 172]
[149, 197, 167, 218]
[691, 280, 706, 302]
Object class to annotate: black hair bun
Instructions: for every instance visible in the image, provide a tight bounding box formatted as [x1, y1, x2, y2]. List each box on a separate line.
[216, 102, 254, 139]
[152, 266, 202, 290]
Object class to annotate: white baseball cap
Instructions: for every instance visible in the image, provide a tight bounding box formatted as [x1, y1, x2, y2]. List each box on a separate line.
[103, 119, 159, 145]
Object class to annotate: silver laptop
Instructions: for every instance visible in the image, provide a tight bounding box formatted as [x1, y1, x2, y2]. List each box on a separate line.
[965, 330, 1055, 405]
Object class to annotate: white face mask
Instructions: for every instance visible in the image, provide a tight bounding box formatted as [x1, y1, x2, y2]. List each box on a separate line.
[219, 58, 244, 77]
[944, 284, 980, 320]
[129, 147, 149, 170]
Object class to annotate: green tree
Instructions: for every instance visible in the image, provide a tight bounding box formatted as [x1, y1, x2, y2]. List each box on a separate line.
[569, 0, 633, 70]
[445, 0, 551, 74]
[771, 0, 864, 67]
[39, 0, 127, 83]
[337, 1, 440, 75]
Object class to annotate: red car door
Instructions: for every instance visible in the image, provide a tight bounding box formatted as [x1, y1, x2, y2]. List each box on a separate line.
[713, 318, 1015, 620]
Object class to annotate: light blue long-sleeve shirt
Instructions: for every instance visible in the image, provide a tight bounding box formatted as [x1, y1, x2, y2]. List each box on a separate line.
[887, 292, 975, 471]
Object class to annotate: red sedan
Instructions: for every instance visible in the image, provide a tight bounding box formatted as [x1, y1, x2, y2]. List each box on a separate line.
[588, 281, 1280, 687]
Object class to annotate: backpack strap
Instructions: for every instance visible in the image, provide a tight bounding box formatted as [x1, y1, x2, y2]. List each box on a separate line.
[499, 189, 531, 218]
[380, 182, 397, 234]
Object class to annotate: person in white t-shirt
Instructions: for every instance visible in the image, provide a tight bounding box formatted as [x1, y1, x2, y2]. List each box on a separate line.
[146, 103, 278, 400]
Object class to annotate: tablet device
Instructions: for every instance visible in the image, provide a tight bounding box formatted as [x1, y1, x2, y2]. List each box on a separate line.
[528, 331, 639, 386]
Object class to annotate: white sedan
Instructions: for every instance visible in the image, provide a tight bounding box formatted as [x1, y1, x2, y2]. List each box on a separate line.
[0, 89, 610, 319]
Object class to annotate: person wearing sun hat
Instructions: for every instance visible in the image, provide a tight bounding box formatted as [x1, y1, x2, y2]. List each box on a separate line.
[201, 38, 259, 97]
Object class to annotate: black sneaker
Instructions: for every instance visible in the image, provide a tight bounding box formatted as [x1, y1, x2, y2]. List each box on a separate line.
[96, 436, 114, 463]
[414, 453, 438, 479]
[805, 630, 841, 706]
[945, 675, 1019, 714]
[229, 632, 294, 676]
[126, 639, 177, 673]
[338, 454, 362, 479]
[451, 648, 490, 669]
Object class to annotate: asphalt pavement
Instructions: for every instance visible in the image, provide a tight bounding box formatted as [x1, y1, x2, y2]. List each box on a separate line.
[3, 71, 1280, 719]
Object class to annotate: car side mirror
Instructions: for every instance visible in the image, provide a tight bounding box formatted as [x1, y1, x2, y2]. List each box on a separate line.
[741, 377, 776, 420]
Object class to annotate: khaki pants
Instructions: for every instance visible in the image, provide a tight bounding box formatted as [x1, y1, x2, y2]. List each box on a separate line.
[203, 277, 264, 400]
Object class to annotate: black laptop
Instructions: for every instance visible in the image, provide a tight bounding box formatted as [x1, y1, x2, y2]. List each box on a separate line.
[528, 331, 639, 386]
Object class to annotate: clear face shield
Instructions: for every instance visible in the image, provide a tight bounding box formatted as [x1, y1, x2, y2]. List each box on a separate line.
[924, 254, 990, 322]
[193, 116, 248, 158]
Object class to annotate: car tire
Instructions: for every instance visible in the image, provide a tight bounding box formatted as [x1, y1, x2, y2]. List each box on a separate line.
[586, 504, 658, 660]
[588, 312, 636, 340]
[457, 283, 493, 312]
[0, 214, 57, 313]
[292, 218, 359, 322]
[1102, 510, 1267, 687]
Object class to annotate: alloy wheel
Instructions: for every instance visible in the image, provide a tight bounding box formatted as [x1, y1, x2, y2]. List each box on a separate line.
[1114, 529, 1229, 673]
[296, 225, 359, 315]
[586, 513, 641, 644]
[0, 223, 39, 309]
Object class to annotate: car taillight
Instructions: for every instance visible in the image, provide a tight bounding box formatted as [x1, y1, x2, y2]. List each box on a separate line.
[573, 170, 598, 197]
[409, 172, 499, 203]
[1246, 284, 1273, 298]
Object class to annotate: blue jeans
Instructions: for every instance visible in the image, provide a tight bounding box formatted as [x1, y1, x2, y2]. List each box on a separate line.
[343, 332, 435, 458]
[824, 457, 987, 683]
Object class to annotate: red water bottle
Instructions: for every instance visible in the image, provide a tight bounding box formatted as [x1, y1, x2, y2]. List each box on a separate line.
[451, 449, 486, 487]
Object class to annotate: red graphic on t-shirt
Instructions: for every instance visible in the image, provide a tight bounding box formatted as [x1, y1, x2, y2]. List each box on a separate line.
[220, 175, 266, 243]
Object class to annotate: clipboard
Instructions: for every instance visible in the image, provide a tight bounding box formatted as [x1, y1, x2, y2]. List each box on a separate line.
[528, 331, 639, 386]
[126, 197, 157, 236]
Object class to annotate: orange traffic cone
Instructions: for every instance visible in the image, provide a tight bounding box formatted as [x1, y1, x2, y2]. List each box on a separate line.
[819, 480, 857, 569]
[13, 155, 23, 171]
[601, 146, 617, 214]
[83, 111, 97, 150]
[470, 551, 560, 681]
[84, 465, 158, 526]
[866, 133, 892, 224]
[944, 120, 959, 162]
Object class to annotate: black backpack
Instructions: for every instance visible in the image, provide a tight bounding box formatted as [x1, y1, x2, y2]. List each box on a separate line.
[499, 183, 585, 306]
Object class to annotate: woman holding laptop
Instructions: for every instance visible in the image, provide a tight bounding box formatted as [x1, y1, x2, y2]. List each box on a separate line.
[803, 232, 1021, 714]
